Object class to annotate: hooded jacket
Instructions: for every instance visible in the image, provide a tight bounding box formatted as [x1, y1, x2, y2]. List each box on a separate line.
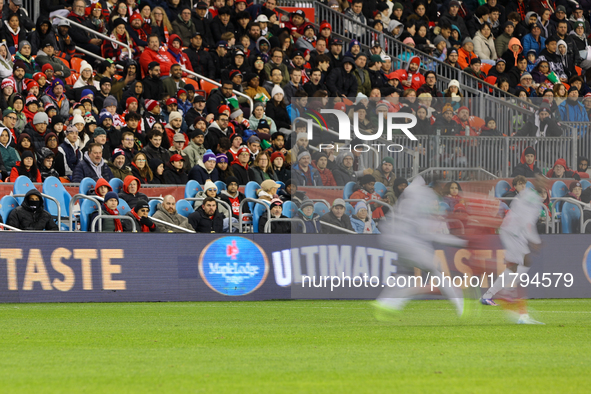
[0, 127, 19, 172]
[501, 37, 524, 71]
[332, 152, 357, 186]
[152, 202, 194, 232]
[495, 22, 514, 57]
[118, 175, 149, 208]
[559, 97, 589, 123]
[405, 56, 426, 91]
[58, 137, 82, 179]
[6, 189, 58, 230]
[546, 158, 580, 179]
[473, 30, 498, 61]
[72, 151, 113, 182]
[511, 147, 542, 177]
[0, 42, 14, 79]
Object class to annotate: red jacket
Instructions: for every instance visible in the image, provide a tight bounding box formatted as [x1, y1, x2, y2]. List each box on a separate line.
[139, 47, 174, 78]
[10, 162, 42, 182]
[312, 161, 336, 186]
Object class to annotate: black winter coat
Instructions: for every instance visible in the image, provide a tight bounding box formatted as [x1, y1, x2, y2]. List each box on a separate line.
[319, 210, 354, 234]
[164, 167, 189, 184]
[259, 214, 291, 233]
[326, 67, 358, 97]
[6, 190, 58, 231]
[265, 101, 291, 130]
[188, 205, 224, 233]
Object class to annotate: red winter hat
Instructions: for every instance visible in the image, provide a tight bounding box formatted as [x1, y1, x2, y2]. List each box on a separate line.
[26, 80, 39, 90]
[271, 151, 284, 162]
[42, 64, 54, 73]
[320, 21, 332, 31]
[130, 13, 143, 23]
[166, 98, 177, 106]
[33, 72, 45, 82]
[145, 99, 159, 112]
[218, 104, 231, 114]
[237, 146, 250, 156]
[334, 102, 346, 111]
[126, 97, 138, 108]
[25, 94, 38, 105]
[458, 106, 470, 114]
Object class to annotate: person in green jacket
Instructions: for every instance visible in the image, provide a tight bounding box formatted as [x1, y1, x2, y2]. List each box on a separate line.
[0, 127, 19, 176]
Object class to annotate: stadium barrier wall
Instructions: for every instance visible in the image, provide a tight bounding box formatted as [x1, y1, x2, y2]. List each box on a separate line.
[0, 234, 590, 302]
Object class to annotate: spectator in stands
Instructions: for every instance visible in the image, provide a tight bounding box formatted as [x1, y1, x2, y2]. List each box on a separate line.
[320, 198, 354, 234]
[501, 175, 526, 206]
[7, 189, 58, 231]
[130, 152, 153, 185]
[311, 152, 336, 187]
[578, 157, 591, 177]
[439, 1, 469, 41]
[9, 150, 40, 182]
[189, 149, 218, 184]
[24, 112, 49, 152]
[293, 200, 321, 233]
[523, 22, 546, 57]
[270, 151, 290, 184]
[248, 151, 277, 184]
[204, 112, 231, 152]
[217, 176, 246, 220]
[88, 191, 124, 232]
[68, 0, 103, 54]
[108, 149, 132, 180]
[258, 198, 290, 233]
[350, 174, 385, 220]
[332, 151, 357, 186]
[0, 127, 17, 174]
[511, 146, 542, 177]
[473, 23, 498, 66]
[153, 195, 194, 232]
[230, 146, 250, 185]
[392, 178, 408, 203]
[184, 129, 206, 169]
[58, 125, 81, 180]
[126, 201, 157, 233]
[118, 175, 148, 208]
[142, 130, 171, 163]
[139, 35, 173, 77]
[188, 196, 224, 233]
[38, 147, 59, 181]
[464, 58, 487, 81]
[293, 150, 322, 186]
[265, 86, 291, 130]
[171, 7, 197, 45]
[546, 158, 581, 179]
[517, 104, 563, 136]
[559, 87, 589, 122]
[72, 143, 113, 182]
[40, 78, 69, 117]
[164, 154, 188, 184]
[326, 56, 358, 99]
[372, 157, 396, 204]
[538, 37, 568, 82]
[351, 201, 380, 234]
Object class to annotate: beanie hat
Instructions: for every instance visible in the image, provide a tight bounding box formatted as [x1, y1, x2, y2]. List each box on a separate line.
[168, 111, 182, 122]
[103, 95, 117, 108]
[21, 150, 34, 160]
[72, 112, 85, 125]
[402, 37, 415, 46]
[382, 156, 394, 166]
[81, 89, 94, 99]
[26, 94, 38, 105]
[457, 106, 470, 114]
[216, 153, 228, 163]
[134, 201, 150, 212]
[524, 146, 536, 157]
[145, 99, 159, 112]
[271, 85, 284, 98]
[355, 201, 368, 214]
[93, 127, 106, 138]
[270, 198, 283, 208]
[26, 80, 39, 90]
[33, 112, 49, 125]
[98, 112, 113, 125]
[297, 150, 311, 161]
[1, 79, 15, 90]
[358, 174, 376, 184]
[441, 103, 454, 113]
[203, 180, 218, 192]
[65, 125, 78, 135]
[84, 113, 97, 125]
[126, 97, 138, 108]
[270, 151, 284, 162]
[203, 149, 216, 162]
[112, 148, 125, 160]
[104, 191, 119, 203]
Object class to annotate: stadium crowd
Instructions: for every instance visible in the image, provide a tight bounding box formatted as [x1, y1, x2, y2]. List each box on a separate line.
[0, 0, 590, 233]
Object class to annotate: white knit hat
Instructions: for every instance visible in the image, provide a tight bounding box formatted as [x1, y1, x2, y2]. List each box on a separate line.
[271, 85, 284, 98]
[168, 111, 182, 122]
[448, 79, 460, 89]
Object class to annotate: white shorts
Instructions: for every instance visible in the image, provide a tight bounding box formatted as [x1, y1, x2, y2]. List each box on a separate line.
[500, 231, 530, 265]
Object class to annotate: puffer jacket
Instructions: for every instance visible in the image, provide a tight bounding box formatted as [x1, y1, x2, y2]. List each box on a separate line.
[6, 189, 58, 230]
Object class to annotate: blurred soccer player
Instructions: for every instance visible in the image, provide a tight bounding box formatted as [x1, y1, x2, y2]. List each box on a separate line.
[481, 175, 547, 324]
[374, 176, 468, 317]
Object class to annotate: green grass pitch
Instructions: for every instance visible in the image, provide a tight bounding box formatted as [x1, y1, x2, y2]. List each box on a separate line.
[1, 299, 590, 393]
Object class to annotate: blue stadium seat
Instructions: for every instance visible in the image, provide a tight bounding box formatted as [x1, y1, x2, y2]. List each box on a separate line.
[117, 199, 131, 216]
[13, 175, 36, 204]
[314, 202, 329, 217]
[525, 181, 534, 190]
[244, 181, 260, 212]
[343, 182, 356, 199]
[561, 202, 581, 234]
[494, 180, 511, 198]
[581, 179, 591, 190]
[552, 181, 568, 215]
[0, 195, 18, 224]
[439, 201, 451, 213]
[148, 199, 160, 216]
[215, 181, 226, 193]
[80, 199, 100, 232]
[283, 201, 297, 218]
[345, 202, 354, 217]
[252, 202, 270, 233]
[42, 176, 71, 230]
[277, 181, 285, 191]
[79, 177, 96, 195]
[374, 182, 387, 198]
[176, 199, 194, 217]
[109, 178, 124, 194]
[185, 180, 202, 199]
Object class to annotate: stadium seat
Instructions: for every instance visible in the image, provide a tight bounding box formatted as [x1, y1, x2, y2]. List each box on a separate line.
[439, 201, 451, 213]
[70, 57, 84, 73]
[252, 201, 270, 233]
[80, 199, 100, 232]
[245, 181, 260, 212]
[117, 199, 131, 216]
[345, 202, 354, 217]
[55, 57, 70, 70]
[148, 199, 159, 216]
[374, 182, 387, 198]
[79, 177, 96, 195]
[109, 178, 124, 194]
[480, 63, 492, 75]
[0, 195, 18, 224]
[282, 201, 297, 218]
[65, 73, 79, 86]
[343, 182, 356, 199]
[581, 180, 591, 190]
[13, 175, 37, 204]
[561, 201, 581, 234]
[185, 180, 202, 199]
[42, 176, 71, 230]
[494, 180, 511, 198]
[215, 180, 226, 193]
[176, 199, 194, 217]
[277, 181, 285, 191]
[314, 202, 329, 216]
[526, 181, 534, 190]
[200, 80, 218, 95]
[551, 180, 568, 214]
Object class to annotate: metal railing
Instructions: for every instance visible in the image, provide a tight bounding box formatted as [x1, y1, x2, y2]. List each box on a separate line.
[319, 220, 358, 234]
[91, 214, 137, 232]
[0, 223, 23, 231]
[264, 217, 304, 233]
[239, 197, 271, 233]
[13, 193, 63, 230]
[149, 216, 195, 233]
[55, 15, 133, 60]
[181, 68, 254, 113]
[68, 194, 103, 231]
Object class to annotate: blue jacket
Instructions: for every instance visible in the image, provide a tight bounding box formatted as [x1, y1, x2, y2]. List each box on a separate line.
[295, 211, 322, 233]
[58, 139, 82, 179]
[522, 34, 546, 57]
[292, 164, 323, 186]
[188, 163, 219, 184]
[559, 100, 590, 123]
[350, 216, 380, 234]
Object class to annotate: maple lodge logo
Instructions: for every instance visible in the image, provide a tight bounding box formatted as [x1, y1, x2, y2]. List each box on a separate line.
[199, 237, 269, 296]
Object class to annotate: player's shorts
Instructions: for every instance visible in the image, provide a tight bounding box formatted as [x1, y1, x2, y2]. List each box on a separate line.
[500, 231, 530, 265]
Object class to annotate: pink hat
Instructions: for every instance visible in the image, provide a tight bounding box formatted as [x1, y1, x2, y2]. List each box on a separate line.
[403, 37, 415, 45]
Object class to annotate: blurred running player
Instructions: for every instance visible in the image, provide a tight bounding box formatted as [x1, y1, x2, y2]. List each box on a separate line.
[481, 175, 547, 324]
[373, 176, 468, 317]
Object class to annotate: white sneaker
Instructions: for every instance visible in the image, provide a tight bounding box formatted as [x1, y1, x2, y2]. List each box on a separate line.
[517, 314, 545, 325]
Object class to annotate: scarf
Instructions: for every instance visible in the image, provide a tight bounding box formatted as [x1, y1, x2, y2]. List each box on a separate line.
[167, 46, 182, 63]
[130, 209, 150, 232]
[104, 205, 123, 232]
[298, 208, 314, 220]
